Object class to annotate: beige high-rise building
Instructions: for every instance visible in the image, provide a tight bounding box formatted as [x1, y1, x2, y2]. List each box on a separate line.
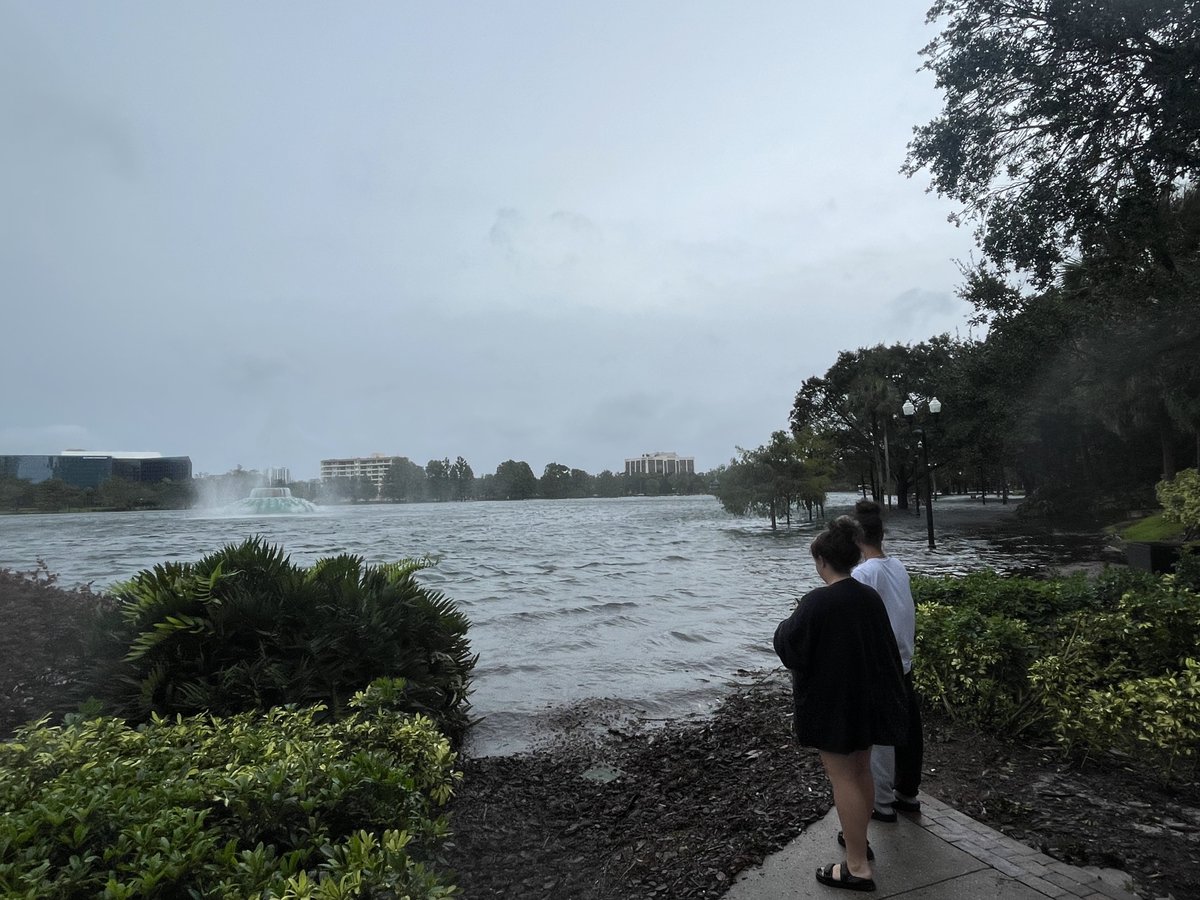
[624, 451, 695, 477]
[319, 453, 400, 490]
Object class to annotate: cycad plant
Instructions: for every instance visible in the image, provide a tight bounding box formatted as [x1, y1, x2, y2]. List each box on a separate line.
[95, 538, 475, 744]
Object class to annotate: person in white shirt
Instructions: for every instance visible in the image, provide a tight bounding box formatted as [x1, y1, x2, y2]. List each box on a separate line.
[851, 499, 923, 821]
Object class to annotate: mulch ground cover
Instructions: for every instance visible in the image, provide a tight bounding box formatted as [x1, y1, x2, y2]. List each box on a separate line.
[445, 673, 1200, 900]
[0, 565, 98, 736]
[443, 672, 830, 899]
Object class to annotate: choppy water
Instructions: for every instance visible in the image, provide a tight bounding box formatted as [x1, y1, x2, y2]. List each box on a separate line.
[0, 493, 1102, 754]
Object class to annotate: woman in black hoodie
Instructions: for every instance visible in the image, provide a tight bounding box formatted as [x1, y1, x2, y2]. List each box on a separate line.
[774, 516, 908, 892]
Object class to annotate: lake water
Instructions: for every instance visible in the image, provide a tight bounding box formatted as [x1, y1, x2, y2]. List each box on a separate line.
[0, 493, 1102, 754]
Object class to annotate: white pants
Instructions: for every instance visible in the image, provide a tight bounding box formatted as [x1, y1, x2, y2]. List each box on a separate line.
[870, 744, 895, 811]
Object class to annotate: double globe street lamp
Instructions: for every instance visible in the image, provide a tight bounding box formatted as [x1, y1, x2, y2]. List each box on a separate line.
[902, 397, 942, 550]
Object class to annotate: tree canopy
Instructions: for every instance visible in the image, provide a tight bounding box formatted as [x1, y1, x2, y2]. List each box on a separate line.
[906, 0, 1200, 284]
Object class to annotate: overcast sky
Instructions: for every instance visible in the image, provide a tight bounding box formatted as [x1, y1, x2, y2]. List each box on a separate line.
[1, 2, 978, 479]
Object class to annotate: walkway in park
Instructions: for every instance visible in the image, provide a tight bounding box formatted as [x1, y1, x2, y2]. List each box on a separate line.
[726, 793, 1147, 900]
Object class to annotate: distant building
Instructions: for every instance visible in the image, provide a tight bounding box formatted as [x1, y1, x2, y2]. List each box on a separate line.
[319, 453, 400, 491]
[624, 451, 695, 477]
[0, 451, 192, 489]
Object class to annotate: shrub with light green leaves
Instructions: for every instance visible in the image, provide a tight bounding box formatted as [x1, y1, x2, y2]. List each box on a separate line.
[93, 538, 476, 745]
[1033, 656, 1200, 780]
[916, 563, 1200, 780]
[911, 568, 1145, 626]
[1114, 577, 1200, 676]
[913, 601, 1036, 731]
[0, 702, 459, 898]
[1157, 468, 1200, 540]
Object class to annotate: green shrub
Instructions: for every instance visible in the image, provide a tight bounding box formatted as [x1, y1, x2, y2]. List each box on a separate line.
[913, 602, 1037, 731]
[1086, 565, 1160, 605]
[1157, 468, 1200, 539]
[912, 570, 1112, 629]
[1027, 612, 1134, 748]
[1114, 578, 1200, 676]
[1034, 656, 1200, 780]
[1173, 546, 1200, 593]
[95, 539, 476, 745]
[0, 703, 458, 898]
[918, 563, 1200, 778]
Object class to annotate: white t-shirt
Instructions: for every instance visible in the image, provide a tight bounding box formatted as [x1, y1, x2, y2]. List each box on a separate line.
[851, 556, 915, 674]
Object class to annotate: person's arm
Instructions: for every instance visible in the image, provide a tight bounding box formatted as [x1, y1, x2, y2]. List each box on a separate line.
[773, 595, 815, 673]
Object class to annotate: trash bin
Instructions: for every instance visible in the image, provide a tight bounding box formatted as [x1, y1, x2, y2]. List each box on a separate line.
[1125, 541, 1181, 574]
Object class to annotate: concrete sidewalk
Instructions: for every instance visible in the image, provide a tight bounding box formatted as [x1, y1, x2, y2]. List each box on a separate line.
[726, 794, 1144, 900]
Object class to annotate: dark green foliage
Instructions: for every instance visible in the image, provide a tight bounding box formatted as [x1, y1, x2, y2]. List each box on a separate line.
[914, 566, 1200, 781]
[491, 460, 538, 500]
[912, 570, 1107, 626]
[914, 601, 1036, 731]
[0, 705, 458, 898]
[0, 474, 193, 512]
[1174, 546, 1200, 593]
[96, 539, 475, 744]
[713, 431, 832, 529]
[906, 0, 1200, 284]
[1159, 468, 1200, 539]
[0, 564, 106, 738]
[789, 339, 959, 508]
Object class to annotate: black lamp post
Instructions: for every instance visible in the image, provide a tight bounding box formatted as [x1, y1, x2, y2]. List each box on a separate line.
[903, 397, 942, 550]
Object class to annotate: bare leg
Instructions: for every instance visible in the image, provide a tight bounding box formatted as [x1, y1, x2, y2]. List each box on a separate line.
[820, 748, 875, 879]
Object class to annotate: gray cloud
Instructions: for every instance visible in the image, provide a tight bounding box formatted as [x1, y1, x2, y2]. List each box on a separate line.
[884, 288, 964, 331]
[1, 2, 978, 478]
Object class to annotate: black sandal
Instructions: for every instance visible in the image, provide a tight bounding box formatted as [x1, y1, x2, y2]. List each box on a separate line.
[836, 830, 874, 859]
[815, 861, 876, 892]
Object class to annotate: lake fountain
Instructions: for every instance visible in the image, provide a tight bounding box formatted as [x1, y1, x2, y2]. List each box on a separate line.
[224, 486, 318, 515]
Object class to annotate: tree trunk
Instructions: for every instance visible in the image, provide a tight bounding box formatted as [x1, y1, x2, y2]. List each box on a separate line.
[1161, 422, 1177, 480]
[883, 425, 893, 509]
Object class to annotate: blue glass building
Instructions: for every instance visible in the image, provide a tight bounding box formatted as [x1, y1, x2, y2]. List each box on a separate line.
[0, 453, 192, 488]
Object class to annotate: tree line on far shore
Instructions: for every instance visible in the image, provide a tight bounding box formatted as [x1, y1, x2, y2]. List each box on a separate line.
[278, 458, 713, 505]
[0, 474, 194, 513]
[0, 460, 715, 513]
[0, 460, 717, 514]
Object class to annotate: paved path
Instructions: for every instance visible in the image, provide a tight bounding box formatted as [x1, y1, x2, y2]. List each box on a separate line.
[726, 794, 1144, 900]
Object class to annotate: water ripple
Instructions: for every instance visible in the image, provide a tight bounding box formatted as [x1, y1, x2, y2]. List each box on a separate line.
[0, 493, 1102, 754]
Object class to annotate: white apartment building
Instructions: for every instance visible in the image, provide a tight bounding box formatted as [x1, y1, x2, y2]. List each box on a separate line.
[319, 453, 400, 490]
[624, 451, 695, 477]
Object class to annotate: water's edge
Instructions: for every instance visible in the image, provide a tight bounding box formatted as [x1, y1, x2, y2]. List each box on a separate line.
[0, 494, 1105, 755]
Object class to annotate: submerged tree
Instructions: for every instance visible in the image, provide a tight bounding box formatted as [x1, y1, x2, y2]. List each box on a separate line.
[714, 431, 832, 530]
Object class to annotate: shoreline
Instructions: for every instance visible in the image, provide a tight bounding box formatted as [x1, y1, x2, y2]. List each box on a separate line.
[3, 569, 1197, 898]
[446, 669, 1199, 900]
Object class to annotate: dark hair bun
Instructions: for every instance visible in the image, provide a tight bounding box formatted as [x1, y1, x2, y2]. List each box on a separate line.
[854, 499, 885, 546]
[833, 516, 861, 540]
[855, 499, 882, 518]
[810, 516, 863, 573]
